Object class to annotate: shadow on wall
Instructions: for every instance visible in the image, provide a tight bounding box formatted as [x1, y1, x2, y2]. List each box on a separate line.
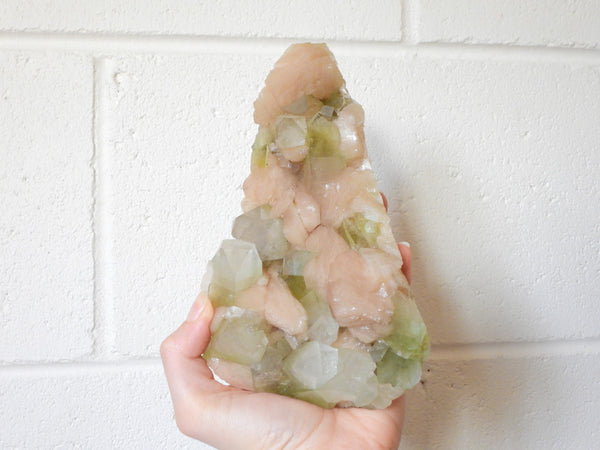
[386, 151, 559, 448]
[400, 352, 584, 448]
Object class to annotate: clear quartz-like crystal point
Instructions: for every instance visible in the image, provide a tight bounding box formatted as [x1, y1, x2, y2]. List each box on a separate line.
[275, 115, 309, 162]
[232, 206, 289, 260]
[283, 341, 339, 390]
[251, 331, 294, 393]
[293, 348, 378, 408]
[210, 239, 263, 292]
[208, 239, 263, 307]
[204, 307, 268, 366]
[326, 348, 378, 407]
[299, 291, 338, 345]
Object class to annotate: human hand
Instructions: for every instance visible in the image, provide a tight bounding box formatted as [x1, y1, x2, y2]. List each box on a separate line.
[161, 246, 411, 449]
[161, 194, 411, 449]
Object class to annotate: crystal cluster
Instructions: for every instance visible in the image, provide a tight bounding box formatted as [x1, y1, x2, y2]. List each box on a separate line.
[202, 43, 428, 409]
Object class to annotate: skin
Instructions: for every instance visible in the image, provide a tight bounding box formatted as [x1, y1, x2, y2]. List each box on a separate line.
[161, 194, 411, 449]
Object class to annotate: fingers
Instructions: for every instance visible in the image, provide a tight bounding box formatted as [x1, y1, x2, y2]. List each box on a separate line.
[382, 395, 406, 449]
[380, 191, 412, 285]
[397, 243, 411, 284]
[380, 192, 388, 211]
[161, 293, 214, 361]
[161, 294, 223, 426]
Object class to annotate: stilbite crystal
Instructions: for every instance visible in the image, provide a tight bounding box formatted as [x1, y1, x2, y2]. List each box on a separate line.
[201, 43, 429, 408]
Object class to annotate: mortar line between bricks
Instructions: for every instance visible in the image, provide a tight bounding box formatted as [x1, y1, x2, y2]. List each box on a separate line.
[429, 338, 600, 361]
[0, 339, 599, 376]
[91, 57, 116, 359]
[400, 0, 420, 45]
[0, 31, 599, 63]
[0, 358, 163, 377]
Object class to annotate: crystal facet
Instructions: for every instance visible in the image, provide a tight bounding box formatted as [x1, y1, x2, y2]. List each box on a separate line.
[208, 239, 263, 306]
[283, 341, 338, 390]
[204, 307, 268, 366]
[232, 206, 289, 260]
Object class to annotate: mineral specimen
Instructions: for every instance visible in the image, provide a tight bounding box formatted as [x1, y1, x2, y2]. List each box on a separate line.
[202, 43, 429, 409]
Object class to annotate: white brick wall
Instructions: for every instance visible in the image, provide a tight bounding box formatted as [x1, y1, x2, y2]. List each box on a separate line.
[0, 52, 95, 362]
[0, 0, 402, 41]
[0, 361, 197, 448]
[419, 0, 600, 48]
[1, 1, 599, 448]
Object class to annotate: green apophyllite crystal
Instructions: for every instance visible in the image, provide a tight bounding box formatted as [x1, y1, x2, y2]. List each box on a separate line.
[204, 307, 268, 366]
[232, 206, 289, 261]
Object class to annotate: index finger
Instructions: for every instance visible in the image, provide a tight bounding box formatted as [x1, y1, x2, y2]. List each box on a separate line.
[398, 243, 411, 284]
[380, 192, 411, 284]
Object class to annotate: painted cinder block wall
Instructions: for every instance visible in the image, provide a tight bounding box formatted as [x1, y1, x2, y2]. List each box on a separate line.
[1, 1, 599, 448]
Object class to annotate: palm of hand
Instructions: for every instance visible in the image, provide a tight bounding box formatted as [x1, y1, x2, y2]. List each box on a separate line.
[162, 318, 404, 449]
[161, 242, 410, 449]
[212, 390, 404, 449]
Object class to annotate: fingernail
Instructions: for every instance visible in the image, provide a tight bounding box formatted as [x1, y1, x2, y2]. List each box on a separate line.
[398, 241, 411, 248]
[186, 296, 206, 322]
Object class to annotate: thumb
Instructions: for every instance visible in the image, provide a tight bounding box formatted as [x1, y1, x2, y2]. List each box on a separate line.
[161, 293, 214, 359]
[161, 293, 217, 408]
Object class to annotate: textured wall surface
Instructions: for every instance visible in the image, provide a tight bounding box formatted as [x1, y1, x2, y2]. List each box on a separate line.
[1, 2, 599, 449]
